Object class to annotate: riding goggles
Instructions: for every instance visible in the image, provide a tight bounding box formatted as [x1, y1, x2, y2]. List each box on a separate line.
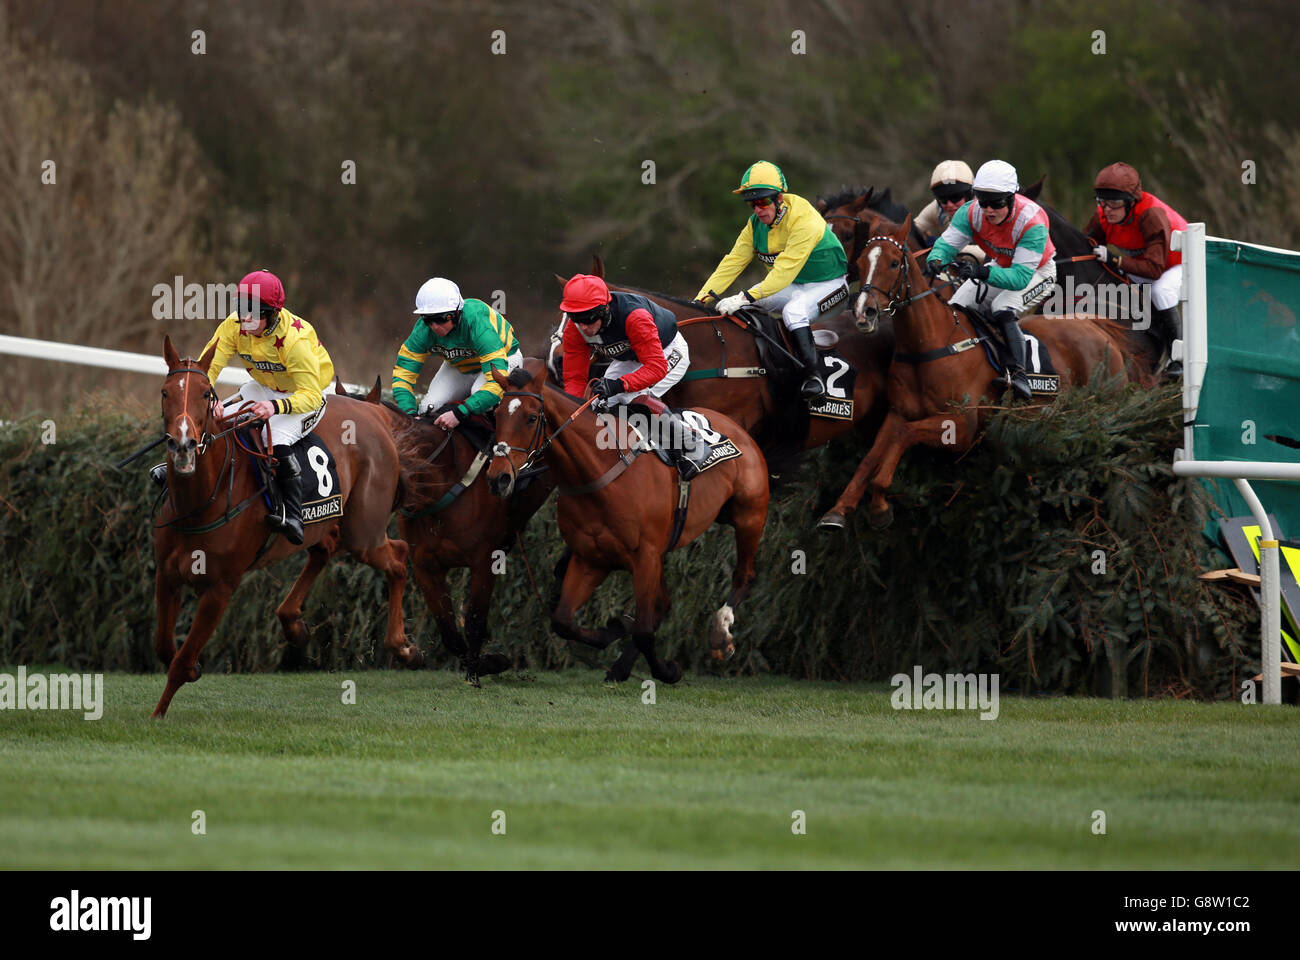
[569, 304, 609, 328]
[933, 186, 973, 205]
[747, 196, 776, 209]
[421, 310, 462, 328]
[974, 190, 1013, 210]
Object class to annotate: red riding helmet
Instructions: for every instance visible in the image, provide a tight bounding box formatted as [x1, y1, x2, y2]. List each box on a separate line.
[237, 270, 286, 311]
[560, 275, 611, 313]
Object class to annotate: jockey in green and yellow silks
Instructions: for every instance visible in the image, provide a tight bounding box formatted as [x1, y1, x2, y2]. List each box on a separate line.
[391, 277, 522, 430]
[694, 161, 849, 400]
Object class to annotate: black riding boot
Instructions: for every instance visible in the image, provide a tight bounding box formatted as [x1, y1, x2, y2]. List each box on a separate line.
[995, 310, 1034, 402]
[789, 326, 826, 399]
[271, 447, 305, 545]
[1152, 306, 1183, 378]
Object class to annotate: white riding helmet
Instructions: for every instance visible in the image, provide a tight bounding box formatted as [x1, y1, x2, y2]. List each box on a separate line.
[972, 160, 1019, 194]
[930, 160, 974, 187]
[413, 277, 464, 315]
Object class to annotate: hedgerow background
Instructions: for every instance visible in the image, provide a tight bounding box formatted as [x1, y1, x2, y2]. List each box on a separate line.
[0, 379, 1257, 698]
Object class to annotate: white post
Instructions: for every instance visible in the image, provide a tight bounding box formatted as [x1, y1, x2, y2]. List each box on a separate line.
[1173, 224, 1207, 461]
[1232, 479, 1282, 704]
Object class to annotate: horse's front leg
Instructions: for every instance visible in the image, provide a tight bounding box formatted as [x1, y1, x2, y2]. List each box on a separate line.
[152, 580, 235, 719]
[818, 409, 904, 529]
[867, 411, 976, 528]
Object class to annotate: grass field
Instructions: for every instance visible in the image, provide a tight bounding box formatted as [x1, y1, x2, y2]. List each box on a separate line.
[1, 667, 1298, 869]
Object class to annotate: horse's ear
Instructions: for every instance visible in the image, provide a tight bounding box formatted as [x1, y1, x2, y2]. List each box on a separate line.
[863, 186, 876, 207]
[197, 340, 217, 375]
[333, 375, 349, 398]
[1022, 174, 1045, 201]
[554, 273, 568, 289]
[366, 375, 382, 404]
[163, 335, 179, 368]
[894, 214, 913, 243]
[506, 365, 534, 389]
[851, 190, 871, 213]
[492, 368, 511, 390]
[814, 197, 827, 213]
[591, 254, 605, 278]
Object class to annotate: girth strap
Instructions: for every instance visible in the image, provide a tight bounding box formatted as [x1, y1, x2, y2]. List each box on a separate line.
[894, 336, 983, 365]
[664, 479, 691, 554]
[402, 448, 491, 518]
[557, 447, 643, 496]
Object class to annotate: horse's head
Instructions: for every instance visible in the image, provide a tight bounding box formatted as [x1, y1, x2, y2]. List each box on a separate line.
[853, 215, 915, 334]
[160, 335, 219, 477]
[819, 188, 875, 258]
[487, 358, 548, 499]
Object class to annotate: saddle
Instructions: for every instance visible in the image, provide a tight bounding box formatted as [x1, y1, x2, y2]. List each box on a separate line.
[952, 304, 1061, 396]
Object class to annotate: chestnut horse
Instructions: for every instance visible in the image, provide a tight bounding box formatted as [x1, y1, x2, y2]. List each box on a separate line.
[487, 359, 769, 683]
[150, 337, 417, 717]
[361, 393, 555, 685]
[818, 216, 1131, 530]
[557, 258, 896, 475]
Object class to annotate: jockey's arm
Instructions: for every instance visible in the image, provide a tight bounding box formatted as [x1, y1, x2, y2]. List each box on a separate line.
[279, 339, 326, 414]
[694, 221, 756, 303]
[1114, 208, 1173, 280]
[985, 223, 1049, 291]
[459, 321, 512, 417]
[1082, 211, 1107, 246]
[747, 209, 823, 300]
[615, 310, 669, 393]
[561, 320, 594, 396]
[914, 199, 941, 238]
[202, 315, 240, 384]
[391, 322, 431, 415]
[928, 203, 975, 266]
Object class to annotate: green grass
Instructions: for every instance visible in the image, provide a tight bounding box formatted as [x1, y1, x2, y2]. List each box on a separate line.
[1, 668, 1297, 869]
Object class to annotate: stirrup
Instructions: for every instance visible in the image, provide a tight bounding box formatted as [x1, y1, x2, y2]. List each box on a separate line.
[800, 374, 826, 400]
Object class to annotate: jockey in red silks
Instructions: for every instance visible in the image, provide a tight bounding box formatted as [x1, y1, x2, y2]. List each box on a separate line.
[1085, 161, 1190, 377]
[560, 274, 690, 406]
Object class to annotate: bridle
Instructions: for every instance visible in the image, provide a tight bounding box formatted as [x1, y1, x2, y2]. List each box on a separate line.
[155, 363, 267, 532]
[857, 235, 954, 319]
[489, 387, 603, 493]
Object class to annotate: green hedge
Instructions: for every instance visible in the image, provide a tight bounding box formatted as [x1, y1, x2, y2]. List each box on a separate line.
[0, 381, 1257, 698]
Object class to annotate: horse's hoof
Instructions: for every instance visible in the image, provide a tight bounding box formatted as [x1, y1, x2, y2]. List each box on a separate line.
[402, 644, 424, 669]
[189, 662, 202, 682]
[464, 674, 482, 689]
[604, 668, 628, 684]
[818, 511, 846, 530]
[661, 661, 683, 684]
[868, 506, 893, 530]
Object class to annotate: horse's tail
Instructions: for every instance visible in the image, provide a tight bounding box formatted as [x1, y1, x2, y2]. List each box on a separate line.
[1084, 316, 1158, 387]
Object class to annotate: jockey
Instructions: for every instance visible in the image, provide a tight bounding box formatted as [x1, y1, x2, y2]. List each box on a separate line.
[925, 160, 1057, 402]
[561, 274, 702, 476]
[1085, 161, 1189, 377]
[184, 269, 332, 544]
[391, 277, 522, 428]
[914, 160, 986, 268]
[694, 161, 849, 400]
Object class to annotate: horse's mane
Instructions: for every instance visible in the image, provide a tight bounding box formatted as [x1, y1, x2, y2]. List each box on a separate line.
[609, 283, 699, 311]
[816, 186, 909, 225]
[1038, 200, 1094, 257]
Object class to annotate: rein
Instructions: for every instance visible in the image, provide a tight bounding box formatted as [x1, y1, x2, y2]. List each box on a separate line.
[492, 387, 640, 496]
[152, 363, 269, 534]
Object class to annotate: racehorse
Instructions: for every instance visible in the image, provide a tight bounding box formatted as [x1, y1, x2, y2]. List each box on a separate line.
[486, 358, 770, 683]
[816, 186, 928, 274]
[362, 389, 555, 685]
[150, 336, 415, 718]
[556, 257, 895, 471]
[817, 216, 1133, 530]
